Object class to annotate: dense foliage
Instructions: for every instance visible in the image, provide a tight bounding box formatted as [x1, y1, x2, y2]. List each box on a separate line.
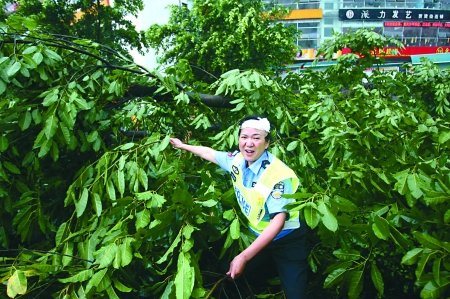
[0, 12, 449, 299]
[146, 0, 298, 82]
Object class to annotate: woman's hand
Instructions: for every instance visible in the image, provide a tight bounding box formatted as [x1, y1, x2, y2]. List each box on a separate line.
[226, 254, 248, 279]
[170, 138, 184, 149]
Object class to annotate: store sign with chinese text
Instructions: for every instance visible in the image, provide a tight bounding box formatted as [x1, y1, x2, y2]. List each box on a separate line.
[385, 21, 450, 27]
[372, 46, 450, 57]
[339, 9, 450, 21]
[295, 46, 450, 60]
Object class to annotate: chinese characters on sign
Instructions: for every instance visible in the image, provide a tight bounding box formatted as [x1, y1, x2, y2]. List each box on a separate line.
[339, 9, 450, 22]
[384, 21, 450, 28]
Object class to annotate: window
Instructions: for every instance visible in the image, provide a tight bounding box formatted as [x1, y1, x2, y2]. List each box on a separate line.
[383, 26, 404, 38]
[324, 17, 334, 25]
[324, 27, 334, 37]
[324, 3, 334, 10]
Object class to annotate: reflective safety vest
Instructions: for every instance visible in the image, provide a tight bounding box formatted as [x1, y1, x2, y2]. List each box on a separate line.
[230, 153, 300, 234]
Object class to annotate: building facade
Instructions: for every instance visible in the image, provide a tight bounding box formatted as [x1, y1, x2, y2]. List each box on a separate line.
[264, 0, 450, 62]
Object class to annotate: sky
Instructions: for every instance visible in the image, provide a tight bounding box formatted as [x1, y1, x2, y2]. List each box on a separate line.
[129, 0, 179, 71]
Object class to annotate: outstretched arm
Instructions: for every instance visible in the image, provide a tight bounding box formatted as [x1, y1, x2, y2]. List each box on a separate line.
[226, 212, 286, 279]
[170, 138, 218, 164]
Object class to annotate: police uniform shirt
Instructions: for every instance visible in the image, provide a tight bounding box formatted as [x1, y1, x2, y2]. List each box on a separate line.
[215, 150, 297, 238]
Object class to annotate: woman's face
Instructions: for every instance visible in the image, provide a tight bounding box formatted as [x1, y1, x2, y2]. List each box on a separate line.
[238, 127, 269, 165]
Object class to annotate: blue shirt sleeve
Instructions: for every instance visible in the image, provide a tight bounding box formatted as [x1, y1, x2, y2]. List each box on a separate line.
[214, 151, 234, 173]
[266, 178, 294, 215]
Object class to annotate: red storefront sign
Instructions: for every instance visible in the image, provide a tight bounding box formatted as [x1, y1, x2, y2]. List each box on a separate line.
[384, 21, 450, 27]
[372, 46, 450, 57]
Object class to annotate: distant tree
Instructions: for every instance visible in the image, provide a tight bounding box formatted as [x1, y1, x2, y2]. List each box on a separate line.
[146, 0, 298, 81]
[0, 0, 148, 60]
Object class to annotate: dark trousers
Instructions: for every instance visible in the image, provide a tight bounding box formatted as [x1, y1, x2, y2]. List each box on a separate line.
[242, 226, 310, 299]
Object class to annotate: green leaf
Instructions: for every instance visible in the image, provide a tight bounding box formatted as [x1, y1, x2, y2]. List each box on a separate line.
[159, 135, 171, 151]
[432, 257, 442, 285]
[333, 249, 361, 261]
[332, 195, 358, 212]
[22, 45, 37, 55]
[401, 248, 423, 265]
[116, 170, 125, 197]
[62, 241, 74, 266]
[32, 52, 44, 65]
[438, 130, 450, 144]
[119, 238, 133, 267]
[444, 209, 450, 224]
[416, 250, 436, 280]
[106, 179, 116, 201]
[348, 270, 364, 299]
[138, 168, 148, 189]
[19, 111, 32, 131]
[135, 209, 151, 230]
[44, 48, 62, 61]
[324, 268, 347, 288]
[0, 135, 9, 152]
[157, 229, 181, 264]
[42, 89, 59, 106]
[74, 96, 91, 110]
[106, 285, 120, 299]
[175, 252, 195, 299]
[223, 209, 235, 221]
[120, 143, 135, 150]
[0, 79, 6, 95]
[76, 188, 89, 218]
[286, 140, 298, 151]
[55, 222, 67, 246]
[413, 231, 448, 251]
[317, 200, 338, 232]
[3, 161, 21, 174]
[420, 280, 445, 299]
[407, 173, 424, 199]
[44, 115, 59, 138]
[7, 270, 27, 297]
[85, 268, 107, 294]
[393, 169, 410, 195]
[7, 61, 21, 77]
[372, 215, 390, 240]
[195, 199, 217, 207]
[370, 261, 384, 296]
[240, 76, 251, 90]
[93, 193, 102, 217]
[389, 224, 410, 250]
[182, 224, 195, 239]
[161, 281, 174, 298]
[230, 218, 240, 240]
[95, 243, 118, 268]
[303, 202, 320, 229]
[58, 269, 94, 283]
[113, 279, 132, 293]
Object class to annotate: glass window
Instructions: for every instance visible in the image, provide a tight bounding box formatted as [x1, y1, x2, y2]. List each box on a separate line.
[299, 27, 319, 38]
[297, 22, 320, 28]
[437, 28, 450, 38]
[298, 39, 317, 48]
[324, 16, 334, 25]
[383, 26, 404, 38]
[324, 3, 334, 10]
[422, 27, 438, 38]
[343, 0, 364, 8]
[324, 27, 334, 37]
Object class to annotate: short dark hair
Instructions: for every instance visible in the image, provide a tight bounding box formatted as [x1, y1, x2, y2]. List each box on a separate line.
[238, 115, 272, 142]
